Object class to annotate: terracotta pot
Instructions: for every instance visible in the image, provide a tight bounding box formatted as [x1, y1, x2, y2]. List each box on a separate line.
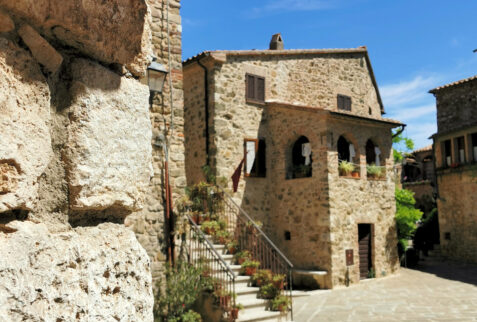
[228, 246, 237, 254]
[237, 258, 246, 265]
[231, 308, 239, 319]
[351, 171, 360, 178]
[273, 280, 284, 290]
[245, 267, 257, 276]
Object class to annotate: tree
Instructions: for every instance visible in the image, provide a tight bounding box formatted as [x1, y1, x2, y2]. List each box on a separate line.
[392, 130, 414, 163]
[395, 187, 423, 248]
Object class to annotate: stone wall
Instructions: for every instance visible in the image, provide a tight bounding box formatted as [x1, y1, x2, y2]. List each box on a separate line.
[0, 1, 155, 320]
[125, 0, 186, 283]
[184, 50, 400, 288]
[437, 167, 477, 263]
[434, 79, 477, 133]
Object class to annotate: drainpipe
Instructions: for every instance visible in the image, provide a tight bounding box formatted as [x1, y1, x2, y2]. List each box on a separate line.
[197, 59, 210, 166]
[392, 124, 406, 139]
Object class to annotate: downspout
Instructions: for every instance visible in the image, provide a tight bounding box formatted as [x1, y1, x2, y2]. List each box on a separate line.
[392, 124, 406, 139]
[197, 59, 210, 166]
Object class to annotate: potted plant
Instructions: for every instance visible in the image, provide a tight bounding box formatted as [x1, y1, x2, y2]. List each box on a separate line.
[246, 220, 262, 233]
[226, 240, 239, 255]
[270, 295, 290, 312]
[272, 274, 286, 290]
[201, 220, 219, 235]
[240, 260, 260, 276]
[191, 211, 202, 225]
[339, 160, 355, 176]
[230, 303, 243, 320]
[366, 164, 383, 179]
[251, 269, 272, 287]
[213, 229, 231, 245]
[213, 288, 235, 308]
[258, 282, 280, 299]
[234, 250, 251, 265]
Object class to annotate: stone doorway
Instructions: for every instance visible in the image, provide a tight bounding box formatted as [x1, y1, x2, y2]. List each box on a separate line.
[358, 224, 372, 279]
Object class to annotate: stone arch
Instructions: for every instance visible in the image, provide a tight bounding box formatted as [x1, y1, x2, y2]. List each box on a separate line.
[337, 133, 359, 163]
[365, 138, 382, 166]
[286, 135, 313, 179]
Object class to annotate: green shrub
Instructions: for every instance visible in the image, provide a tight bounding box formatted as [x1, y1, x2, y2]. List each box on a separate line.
[366, 164, 383, 177]
[339, 161, 355, 175]
[259, 282, 280, 300]
[270, 295, 290, 312]
[395, 187, 423, 246]
[251, 269, 272, 287]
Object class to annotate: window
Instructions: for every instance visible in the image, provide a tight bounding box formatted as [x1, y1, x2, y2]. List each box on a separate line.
[246, 74, 265, 103]
[442, 139, 451, 167]
[338, 136, 359, 177]
[288, 136, 312, 179]
[472, 133, 477, 162]
[337, 94, 352, 111]
[455, 136, 466, 164]
[244, 138, 266, 177]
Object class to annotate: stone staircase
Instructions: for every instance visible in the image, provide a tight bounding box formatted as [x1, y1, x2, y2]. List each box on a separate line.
[197, 238, 287, 322]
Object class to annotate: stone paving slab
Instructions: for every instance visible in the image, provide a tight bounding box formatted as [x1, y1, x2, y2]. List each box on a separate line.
[293, 258, 477, 321]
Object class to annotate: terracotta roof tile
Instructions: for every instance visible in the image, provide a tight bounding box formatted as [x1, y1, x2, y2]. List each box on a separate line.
[429, 75, 477, 93]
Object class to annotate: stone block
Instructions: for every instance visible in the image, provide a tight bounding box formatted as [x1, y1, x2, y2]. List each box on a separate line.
[0, 10, 14, 32]
[18, 24, 63, 73]
[0, 38, 52, 213]
[0, 221, 153, 321]
[0, 0, 152, 76]
[66, 58, 153, 212]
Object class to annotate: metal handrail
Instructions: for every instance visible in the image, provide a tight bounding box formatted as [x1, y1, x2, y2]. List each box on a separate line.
[220, 188, 294, 269]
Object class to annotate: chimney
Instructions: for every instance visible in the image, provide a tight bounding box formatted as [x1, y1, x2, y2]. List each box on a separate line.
[269, 33, 284, 50]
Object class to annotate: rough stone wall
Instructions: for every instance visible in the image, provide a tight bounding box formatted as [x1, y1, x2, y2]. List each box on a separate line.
[125, 0, 186, 283]
[0, 1, 155, 320]
[434, 80, 477, 133]
[327, 119, 399, 286]
[436, 167, 477, 263]
[184, 51, 398, 288]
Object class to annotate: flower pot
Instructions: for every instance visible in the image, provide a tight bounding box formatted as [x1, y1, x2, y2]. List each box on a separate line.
[231, 308, 239, 319]
[237, 258, 246, 265]
[245, 267, 257, 276]
[192, 213, 201, 225]
[351, 171, 360, 178]
[228, 246, 237, 254]
[273, 280, 284, 290]
[218, 236, 227, 245]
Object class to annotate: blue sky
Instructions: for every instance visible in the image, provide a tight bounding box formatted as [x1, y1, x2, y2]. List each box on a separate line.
[181, 0, 477, 149]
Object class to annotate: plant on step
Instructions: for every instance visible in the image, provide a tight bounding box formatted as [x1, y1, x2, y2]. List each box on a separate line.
[245, 220, 263, 233]
[366, 164, 384, 178]
[213, 287, 236, 308]
[230, 303, 244, 320]
[270, 295, 290, 312]
[200, 220, 220, 235]
[338, 160, 355, 176]
[234, 250, 251, 265]
[271, 274, 286, 290]
[251, 269, 272, 287]
[258, 282, 280, 300]
[226, 240, 239, 255]
[154, 261, 208, 321]
[217, 219, 227, 231]
[240, 260, 260, 276]
[367, 268, 376, 278]
[213, 229, 231, 245]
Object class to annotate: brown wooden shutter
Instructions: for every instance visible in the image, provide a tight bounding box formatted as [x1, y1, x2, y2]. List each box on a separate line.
[247, 75, 255, 100]
[257, 77, 265, 102]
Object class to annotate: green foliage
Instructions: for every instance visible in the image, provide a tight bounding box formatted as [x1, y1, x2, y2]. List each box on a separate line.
[178, 310, 202, 322]
[234, 250, 251, 264]
[154, 261, 208, 321]
[366, 164, 384, 177]
[259, 282, 280, 300]
[392, 131, 415, 163]
[270, 295, 290, 312]
[339, 160, 355, 175]
[395, 188, 423, 244]
[251, 269, 272, 287]
[367, 268, 375, 278]
[200, 221, 220, 235]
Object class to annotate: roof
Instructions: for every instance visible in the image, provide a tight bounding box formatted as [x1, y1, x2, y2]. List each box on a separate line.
[413, 145, 432, 153]
[429, 75, 477, 93]
[183, 47, 385, 114]
[266, 101, 403, 127]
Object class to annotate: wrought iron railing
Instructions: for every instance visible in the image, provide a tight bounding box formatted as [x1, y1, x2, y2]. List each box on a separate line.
[218, 188, 294, 321]
[185, 213, 236, 319]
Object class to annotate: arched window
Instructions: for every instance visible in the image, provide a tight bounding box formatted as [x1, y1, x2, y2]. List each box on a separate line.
[366, 139, 381, 166]
[338, 136, 358, 177]
[289, 136, 312, 179]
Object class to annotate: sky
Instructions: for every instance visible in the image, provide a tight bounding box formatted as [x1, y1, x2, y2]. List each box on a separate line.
[181, 0, 477, 149]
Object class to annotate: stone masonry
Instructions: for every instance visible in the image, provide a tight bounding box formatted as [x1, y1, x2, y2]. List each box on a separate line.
[430, 76, 477, 263]
[184, 43, 401, 288]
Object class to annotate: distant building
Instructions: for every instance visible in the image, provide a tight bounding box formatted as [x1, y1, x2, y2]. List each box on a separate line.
[429, 75, 477, 263]
[183, 34, 403, 288]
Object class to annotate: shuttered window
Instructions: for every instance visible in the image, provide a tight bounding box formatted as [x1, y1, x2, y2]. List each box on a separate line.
[337, 94, 352, 111]
[244, 138, 266, 177]
[246, 74, 265, 103]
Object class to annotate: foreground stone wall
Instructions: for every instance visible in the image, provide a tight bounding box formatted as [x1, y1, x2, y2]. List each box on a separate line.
[0, 1, 155, 319]
[436, 167, 477, 263]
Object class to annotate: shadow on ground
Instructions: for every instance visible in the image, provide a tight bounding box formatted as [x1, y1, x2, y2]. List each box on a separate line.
[412, 256, 477, 286]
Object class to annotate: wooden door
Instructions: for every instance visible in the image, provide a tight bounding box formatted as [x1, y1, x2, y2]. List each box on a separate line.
[358, 224, 372, 279]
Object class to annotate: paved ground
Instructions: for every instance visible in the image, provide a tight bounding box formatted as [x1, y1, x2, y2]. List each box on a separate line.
[293, 258, 477, 321]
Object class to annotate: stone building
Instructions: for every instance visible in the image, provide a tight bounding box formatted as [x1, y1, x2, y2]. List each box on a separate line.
[0, 0, 186, 320]
[183, 35, 402, 288]
[430, 75, 477, 263]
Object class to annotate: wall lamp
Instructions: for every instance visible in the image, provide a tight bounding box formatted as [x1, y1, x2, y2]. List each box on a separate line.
[147, 58, 168, 93]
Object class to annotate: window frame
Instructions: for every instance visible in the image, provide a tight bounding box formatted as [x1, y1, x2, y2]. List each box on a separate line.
[337, 94, 352, 111]
[244, 138, 266, 178]
[246, 73, 266, 104]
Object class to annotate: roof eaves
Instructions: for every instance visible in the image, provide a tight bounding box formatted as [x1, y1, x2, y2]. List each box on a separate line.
[429, 75, 477, 93]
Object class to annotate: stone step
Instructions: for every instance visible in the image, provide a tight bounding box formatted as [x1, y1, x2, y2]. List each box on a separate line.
[236, 307, 284, 322]
[235, 284, 260, 296]
[235, 275, 251, 285]
[236, 293, 269, 309]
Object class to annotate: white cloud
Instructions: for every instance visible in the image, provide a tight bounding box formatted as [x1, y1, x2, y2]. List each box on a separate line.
[389, 104, 435, 123]
[248, 0, 334, 18]
[380, 75, 439, 107]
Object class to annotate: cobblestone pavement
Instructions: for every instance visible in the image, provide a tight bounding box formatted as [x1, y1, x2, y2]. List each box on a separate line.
[293, 259, 477, 322]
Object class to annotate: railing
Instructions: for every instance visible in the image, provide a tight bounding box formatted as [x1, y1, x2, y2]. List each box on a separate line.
[218, 188, 295, 321]
[185, 213, 236, 319]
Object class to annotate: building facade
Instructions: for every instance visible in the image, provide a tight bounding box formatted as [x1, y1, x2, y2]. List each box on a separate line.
[183, 35, 401, 288]
[430, 75, 477, 263]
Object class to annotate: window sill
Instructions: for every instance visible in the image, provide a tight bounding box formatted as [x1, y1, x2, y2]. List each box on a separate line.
[246, 99, 266, 106]
[339, 175, 361, 180]
[366, 177, 387, 181]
